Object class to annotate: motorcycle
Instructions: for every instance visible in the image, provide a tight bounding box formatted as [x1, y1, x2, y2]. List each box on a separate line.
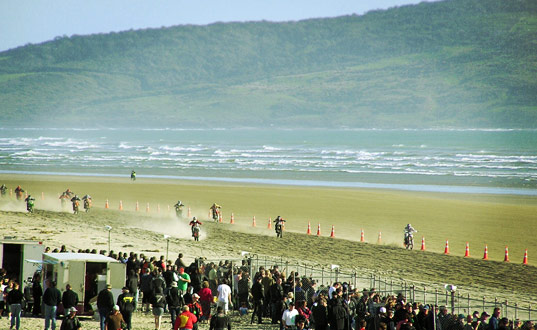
[83, 199, 91, 213]
[26, 198, 35, 213]
[211, 208, 220, 222]
[0, 186, 7, 197]
[174, 203, 184, 218]
[192, 225, 200, 241]
[59, 194, 70, 208]
[72, 200, 80, 214]
[404, 232, 414, 250]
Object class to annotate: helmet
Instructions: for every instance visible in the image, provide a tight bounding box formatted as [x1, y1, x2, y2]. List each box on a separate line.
[193, 216, 197, 220]
[177, 200, 182, 205]
[407, 224, 411, 227]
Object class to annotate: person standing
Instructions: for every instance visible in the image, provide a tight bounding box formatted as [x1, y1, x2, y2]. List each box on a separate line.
[198, 281, 213, 323]
[209, 306, 232, 330]
[32, 273, 43, 316]
[62, 284, 79, 313]
[167, 281, 183, 326]
[97, 284, 115, 330]
[282, 302, 299, 329]
[251, 275, 264, 324]
[7, 282, 24, 330]
[117, 287, 135, 330]
[174, 305, 198, 330]
[43, 280, 62, 330]
[188, 293, 203, 330]
[105, 305, 126, 330]
[59, 307, 82, 330]
[217, 278, 232, 314]
[177, 267, 191, 296]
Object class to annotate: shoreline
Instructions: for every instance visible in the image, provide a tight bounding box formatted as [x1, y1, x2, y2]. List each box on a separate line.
[1, 170, 536, 196]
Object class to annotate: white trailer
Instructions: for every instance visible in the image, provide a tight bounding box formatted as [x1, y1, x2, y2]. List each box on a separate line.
[0, 238, 45, 284]
[38, 253, 126, 314]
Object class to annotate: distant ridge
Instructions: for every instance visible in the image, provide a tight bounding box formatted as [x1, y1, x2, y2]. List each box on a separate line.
[1, 0, 536, 128]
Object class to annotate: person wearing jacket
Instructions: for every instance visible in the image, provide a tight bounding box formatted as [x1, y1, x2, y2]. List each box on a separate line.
[43, 280, 62, 330]
[175, 305, 198, 330]
[7, 282, 24, 330]
[117, 287, 135, 330]
[97, 285, 115, 330]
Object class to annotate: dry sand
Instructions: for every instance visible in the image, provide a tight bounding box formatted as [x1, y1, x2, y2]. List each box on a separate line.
[1, 174, 537, 329]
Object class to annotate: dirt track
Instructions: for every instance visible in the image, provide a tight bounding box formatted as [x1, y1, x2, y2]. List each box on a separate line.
[2, 206, 536, 305]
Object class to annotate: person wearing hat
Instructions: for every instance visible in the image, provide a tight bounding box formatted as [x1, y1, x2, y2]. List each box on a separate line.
[97, 284, 115, 330]
[167, 281, 183, 326]
[188, 293, 203, 330]
[59, 307, 82, 330]
[117, 287, 135, 330]
[477, 312, 490, 330]
[105, 305, 126, 330]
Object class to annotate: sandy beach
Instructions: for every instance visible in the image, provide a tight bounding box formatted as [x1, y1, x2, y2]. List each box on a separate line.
[1, 174, 537, 329]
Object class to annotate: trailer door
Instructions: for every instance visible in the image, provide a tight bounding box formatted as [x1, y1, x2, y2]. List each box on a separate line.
[108, 262, 126, 302]
[67, 261, 86, 310]
[22, 243, 45, 284]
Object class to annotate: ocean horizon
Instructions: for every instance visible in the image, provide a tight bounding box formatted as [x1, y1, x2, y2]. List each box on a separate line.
[1, 127, 536, 195]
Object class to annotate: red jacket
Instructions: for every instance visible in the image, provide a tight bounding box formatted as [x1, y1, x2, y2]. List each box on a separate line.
[174, 310, 197, 330]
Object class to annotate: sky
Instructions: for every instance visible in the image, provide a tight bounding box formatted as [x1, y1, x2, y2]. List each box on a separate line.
[0, 0, 436, 52]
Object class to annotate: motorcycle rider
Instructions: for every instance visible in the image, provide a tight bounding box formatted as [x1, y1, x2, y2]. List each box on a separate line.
[174, 200, 185, 217]
[82, 195, 92, 213]
[15, 185, 25, 200]
[131, 170, 136, 181]
[189, 217, 202, 241]
[0, 184, 7, 197]
[404, 223, 417, 249]
[25, 194, 36, 213]
[274, 216, 286, 238]
[63, 188, 74, 197]
[71, 195, 81, 214]
[210, 203, 221, 221]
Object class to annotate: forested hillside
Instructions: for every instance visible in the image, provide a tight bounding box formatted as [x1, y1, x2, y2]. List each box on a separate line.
[1, 0, 536, 128]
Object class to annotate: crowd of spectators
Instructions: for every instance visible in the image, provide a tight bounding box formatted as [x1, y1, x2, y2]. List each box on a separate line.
[1, 247, 536, 330]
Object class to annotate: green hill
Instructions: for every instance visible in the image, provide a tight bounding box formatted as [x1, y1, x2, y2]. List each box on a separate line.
[1, 0, 536, 128]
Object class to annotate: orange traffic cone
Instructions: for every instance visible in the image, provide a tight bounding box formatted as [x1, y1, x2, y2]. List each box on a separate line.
[41, 192, 45, 200]
[105, 199, 109, 209]
[377, 232, 382, 244]
[464, 242, 470, 257]
[483, 244, 489, 260]
[504, 246, 510, 262]
[360, 229, 365, 242]
[268, 217, 272, 229]
[119, 200, 123, 211]
[444, 240, 450, 255]
[330, 225, 335, 238]
[136, 201, 139, 211]
[307, 222, 311, 235]
[252, 216, 256, 227]
[523, 249, 528, 265]
[187, 207, 191, 218]
[219, 213, 223, 223]
[146, 203, 150, 213]
[230, 213, 235, 224]
[316, 223, 321, 236]
[420, 237, 426, 250]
